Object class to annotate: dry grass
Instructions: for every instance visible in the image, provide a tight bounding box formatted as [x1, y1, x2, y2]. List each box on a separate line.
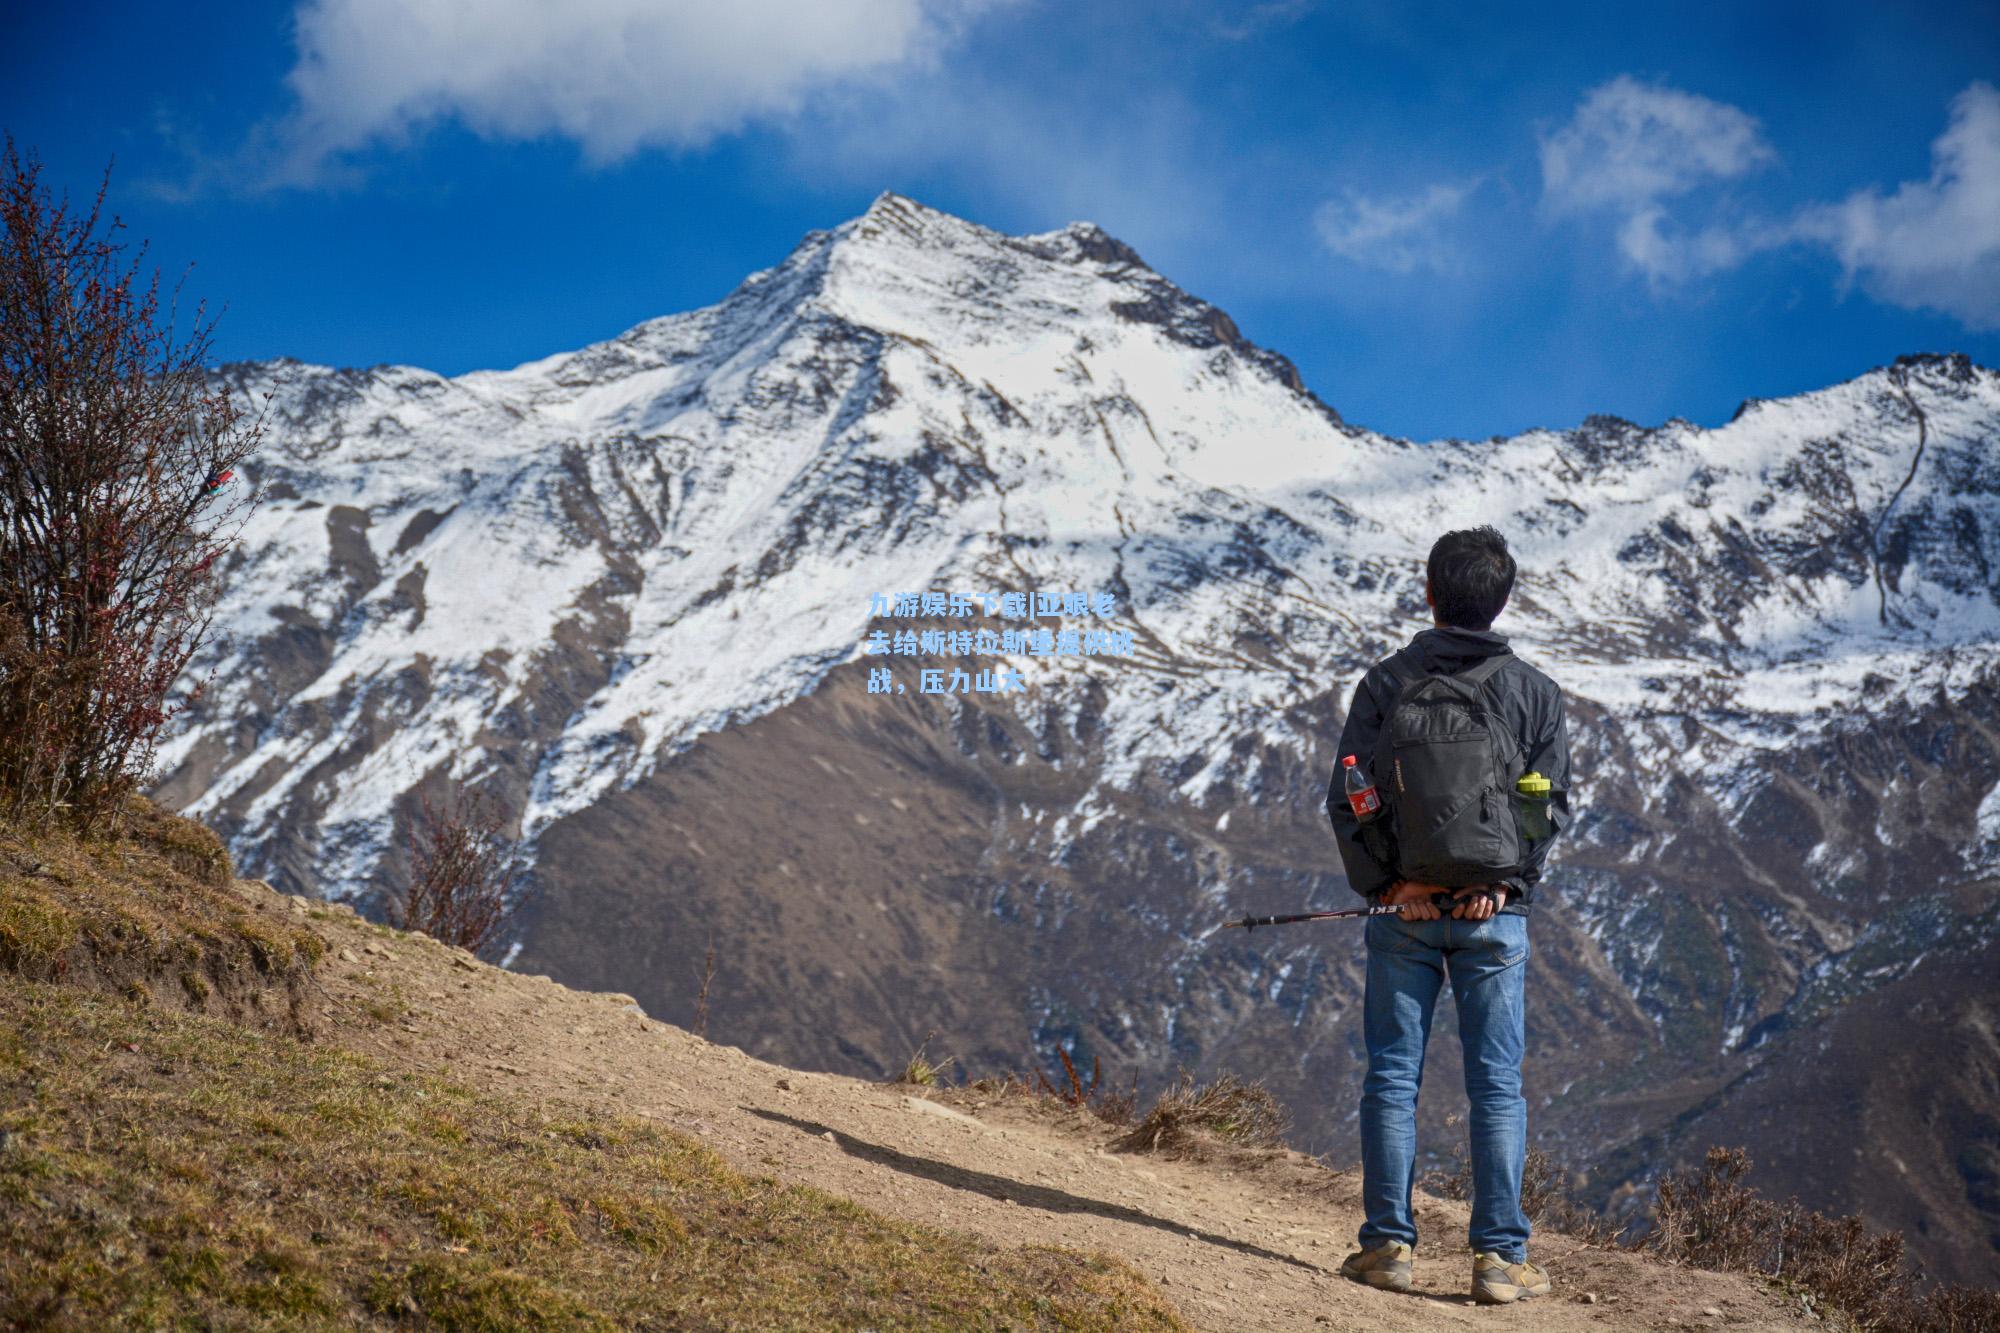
[0, 803, 1187, 1330]
[897, 1031, 956, 1088]
[1114, 1072, 1289, 1160]
[0, 979, 1189, 1331]
[0, 796, 323, 1016]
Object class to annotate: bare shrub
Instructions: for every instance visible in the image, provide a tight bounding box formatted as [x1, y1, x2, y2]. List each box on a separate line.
[1425, 1141, 1999, 1330]
[1090, 1072, 1140, 1127]
[967, 1049, 1137, 1126]
[1646, 1147, 1912, 1329]
[0, 141, 260, 829]
[1115, 1071, 1289, 1159]
[392, 788, 525, 959]
[1520, 1148, 1624, 1245]
[1048, 1048, 1137, 1124]
[1044, 1049, 1096, 1108]
[1903, 1281, 2000, 1332]
[692, 935, 716, 1039]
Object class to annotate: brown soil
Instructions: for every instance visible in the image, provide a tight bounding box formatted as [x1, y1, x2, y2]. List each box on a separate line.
[261, 881, 1817, 1332]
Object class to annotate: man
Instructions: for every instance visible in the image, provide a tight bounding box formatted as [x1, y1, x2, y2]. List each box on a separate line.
[1325, 526, 1571, 1305]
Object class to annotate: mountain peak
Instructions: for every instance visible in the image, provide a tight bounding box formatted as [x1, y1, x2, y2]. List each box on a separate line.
[844, 191, 992, 252]
[842, 191, 1150, 272]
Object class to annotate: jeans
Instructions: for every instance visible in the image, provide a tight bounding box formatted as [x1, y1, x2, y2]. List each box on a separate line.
[1358, 911, 1530, 1261]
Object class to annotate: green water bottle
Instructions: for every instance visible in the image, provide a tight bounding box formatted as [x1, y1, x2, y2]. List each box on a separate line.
[1515, 771, 1552, 843]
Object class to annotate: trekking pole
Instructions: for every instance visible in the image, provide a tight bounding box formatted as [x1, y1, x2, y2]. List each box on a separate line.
[1220, 892, 1462, 932]
[1222, 903, 1406, 932]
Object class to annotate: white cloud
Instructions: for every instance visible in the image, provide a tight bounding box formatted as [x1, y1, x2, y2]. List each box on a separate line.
[1794, 81, 2000, 330]
[1214, 0, 1316, 41]
[1313, 182, 1472, 274]
[1614, 206, 1791, 285]
[1536, 76, 2000, 323]
[1541, 76, 1775, 215]
[1540, 76, 1776, 282]
[269, 0, 1002, 183]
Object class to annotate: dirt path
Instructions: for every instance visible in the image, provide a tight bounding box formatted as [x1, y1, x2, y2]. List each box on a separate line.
[262, 883, 1812, 1332]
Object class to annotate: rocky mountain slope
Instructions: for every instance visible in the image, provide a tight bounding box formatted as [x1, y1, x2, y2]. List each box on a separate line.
[156, 192, 2000, 1282]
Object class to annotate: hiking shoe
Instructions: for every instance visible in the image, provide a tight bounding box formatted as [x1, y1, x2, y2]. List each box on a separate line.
[1471, 1252, 1551, 1304]
[1339, 1241, 1413, 1293]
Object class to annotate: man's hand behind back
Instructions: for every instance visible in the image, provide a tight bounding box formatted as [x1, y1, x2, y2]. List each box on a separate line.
[1384, 880, 1445, 921]
[1450, 884, 1506, 920]
[1384, 881, 1507, 922]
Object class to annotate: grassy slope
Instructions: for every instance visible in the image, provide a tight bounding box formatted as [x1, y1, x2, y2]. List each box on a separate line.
[0, 797, 323, 1011]
[0, 804, 1185, 1331]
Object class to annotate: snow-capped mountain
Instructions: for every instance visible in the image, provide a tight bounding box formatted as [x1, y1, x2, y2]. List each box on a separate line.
[159, 193, 2000, 1281]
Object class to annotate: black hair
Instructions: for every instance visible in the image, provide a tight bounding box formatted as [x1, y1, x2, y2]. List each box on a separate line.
[1426, 527, 1516, 630]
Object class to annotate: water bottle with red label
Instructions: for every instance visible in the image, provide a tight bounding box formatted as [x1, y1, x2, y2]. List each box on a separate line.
[1343, 754, 1381, 820]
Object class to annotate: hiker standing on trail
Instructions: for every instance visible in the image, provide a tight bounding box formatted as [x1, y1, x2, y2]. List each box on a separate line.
[1325, 526, 1571, 1306]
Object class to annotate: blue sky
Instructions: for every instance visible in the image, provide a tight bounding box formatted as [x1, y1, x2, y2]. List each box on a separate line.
[4, 0, 1998, 439]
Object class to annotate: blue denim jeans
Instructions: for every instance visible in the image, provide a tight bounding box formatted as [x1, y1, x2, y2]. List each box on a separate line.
[1358, 911, 1530, 1261]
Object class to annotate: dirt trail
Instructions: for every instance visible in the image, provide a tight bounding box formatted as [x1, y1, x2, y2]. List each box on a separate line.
[258, 882, 1812, 1332]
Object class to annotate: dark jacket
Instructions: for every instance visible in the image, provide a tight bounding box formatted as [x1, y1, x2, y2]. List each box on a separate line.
[1325, 626, 1571, 916]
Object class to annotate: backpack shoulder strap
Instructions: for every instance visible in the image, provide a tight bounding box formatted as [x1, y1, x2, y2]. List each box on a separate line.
[1459, 654, 1524, 770]
[1375, 651, 1422, 705]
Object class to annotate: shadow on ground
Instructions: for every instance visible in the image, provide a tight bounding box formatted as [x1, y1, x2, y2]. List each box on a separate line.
[744, 1106, 1329, 1274]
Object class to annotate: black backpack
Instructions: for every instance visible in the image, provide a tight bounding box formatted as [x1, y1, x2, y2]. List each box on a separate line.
[1373, 655, 1526, 887]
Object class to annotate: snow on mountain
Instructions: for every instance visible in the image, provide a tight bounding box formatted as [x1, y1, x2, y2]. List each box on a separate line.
[1973, 779, 2000, 876]
[163, 192, 2000, 910]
